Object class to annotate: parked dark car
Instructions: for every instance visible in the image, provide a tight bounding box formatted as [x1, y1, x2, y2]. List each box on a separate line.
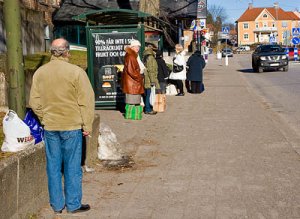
[221, 48, 233, 57]
[252, 44, 289, 73]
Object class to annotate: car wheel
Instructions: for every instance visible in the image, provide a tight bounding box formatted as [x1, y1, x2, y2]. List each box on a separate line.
[258, 67, 264, 73]
[283, 66, 289, 72]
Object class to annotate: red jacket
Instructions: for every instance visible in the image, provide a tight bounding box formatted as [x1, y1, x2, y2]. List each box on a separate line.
[122, 47, 144, 94]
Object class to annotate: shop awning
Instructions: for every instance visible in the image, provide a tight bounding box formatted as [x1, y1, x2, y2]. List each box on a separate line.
[73, 8, 152, 25]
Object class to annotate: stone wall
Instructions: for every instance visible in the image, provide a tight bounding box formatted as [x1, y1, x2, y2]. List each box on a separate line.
[0, 114, 100, 219]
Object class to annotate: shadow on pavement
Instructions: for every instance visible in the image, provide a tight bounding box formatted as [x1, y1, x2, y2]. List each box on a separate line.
[238, 68, 255, 73]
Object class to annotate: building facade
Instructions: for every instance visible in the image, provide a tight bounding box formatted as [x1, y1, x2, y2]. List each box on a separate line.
[236, 3, 300, 46]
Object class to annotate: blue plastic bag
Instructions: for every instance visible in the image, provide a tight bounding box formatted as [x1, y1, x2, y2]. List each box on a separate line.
[23, 109, 44, 144]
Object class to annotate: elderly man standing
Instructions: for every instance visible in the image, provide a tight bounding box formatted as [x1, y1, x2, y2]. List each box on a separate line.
[29, 38, 95, 214]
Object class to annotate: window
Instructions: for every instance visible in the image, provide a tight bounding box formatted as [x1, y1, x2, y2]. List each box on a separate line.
[272, 22, 275, 27]
[263, 14, 268, 18]
[263, 22, 268, 27]
[255, 23, 259, 28]
[243, 23, 249, 29]
[244, 34, 249, 40]
[282, 21, 288, 28]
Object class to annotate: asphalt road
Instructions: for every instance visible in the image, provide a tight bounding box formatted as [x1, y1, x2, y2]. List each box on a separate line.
[235, 54, 300, 137]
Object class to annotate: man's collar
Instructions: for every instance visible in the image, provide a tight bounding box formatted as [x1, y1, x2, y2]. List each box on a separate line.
[51, 55, 69, 62]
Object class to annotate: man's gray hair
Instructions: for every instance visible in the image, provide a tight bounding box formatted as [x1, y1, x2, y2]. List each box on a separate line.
[50, 41, 70, 56]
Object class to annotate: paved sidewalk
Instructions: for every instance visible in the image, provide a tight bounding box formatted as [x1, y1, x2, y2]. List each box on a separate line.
[39, 55, 300, 219]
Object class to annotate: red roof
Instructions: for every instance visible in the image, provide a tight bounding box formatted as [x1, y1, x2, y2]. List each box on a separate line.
[237, 7, 300, 22]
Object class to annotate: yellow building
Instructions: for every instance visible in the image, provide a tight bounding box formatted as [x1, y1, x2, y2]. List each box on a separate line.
[236, 3, 300, 46]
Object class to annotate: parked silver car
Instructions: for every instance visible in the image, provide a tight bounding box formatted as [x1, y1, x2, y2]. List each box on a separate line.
[222, 48, 233, 57]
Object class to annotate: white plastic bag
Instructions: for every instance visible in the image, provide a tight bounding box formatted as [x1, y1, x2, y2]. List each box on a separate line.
[1, 110, 35, 152]
[166, 84, 178, 95]
[149, 85, 156, 106]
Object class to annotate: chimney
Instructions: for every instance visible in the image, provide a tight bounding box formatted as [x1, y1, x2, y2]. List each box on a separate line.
[248, 3, 253, 9]
[274, 2, 279, 9]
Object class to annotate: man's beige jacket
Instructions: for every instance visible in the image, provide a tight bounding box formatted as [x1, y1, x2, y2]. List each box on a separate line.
[29, 56, 95, 132]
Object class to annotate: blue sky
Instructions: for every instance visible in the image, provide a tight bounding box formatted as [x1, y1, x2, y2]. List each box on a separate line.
[208, 0, 300, 23]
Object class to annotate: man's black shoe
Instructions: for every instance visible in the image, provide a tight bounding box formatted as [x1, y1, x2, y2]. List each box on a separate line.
[54, 206, 65, 214]
[175, 93, 185, 96]
[54, 210, 62, 214]
[68, 204, 90, 214]
[144, 111, 157, 115]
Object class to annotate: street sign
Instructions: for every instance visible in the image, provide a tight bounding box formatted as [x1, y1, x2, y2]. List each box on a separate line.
[200, 19, 206, 28]
[269, 36, 276, 43]
[292, 37, 300, 45]
[197, 0, 207, 19]
[190, 20, 196, 30]
[292, 28, 300, 37]
[222, 26, 230, 34]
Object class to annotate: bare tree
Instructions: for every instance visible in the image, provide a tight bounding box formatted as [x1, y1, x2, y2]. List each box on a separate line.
[207, 4, 228, 46]
[208, 4, 228, 24]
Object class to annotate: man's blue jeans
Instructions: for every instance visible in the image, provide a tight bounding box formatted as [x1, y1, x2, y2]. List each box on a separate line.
[44, 129, 83, 212]
[144, 88, 153, 113]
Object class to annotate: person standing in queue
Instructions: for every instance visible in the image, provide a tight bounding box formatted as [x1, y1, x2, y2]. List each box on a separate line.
[155, 50, 170, 94]
[186, 50, 206, 94]
[122, 39, 144, 118]
[168, 44, 186, 96]
[143, 44, 160, 115]
[29, 38, 95, 214]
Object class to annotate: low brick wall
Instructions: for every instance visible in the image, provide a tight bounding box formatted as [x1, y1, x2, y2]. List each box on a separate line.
[0, 114, 100, 219]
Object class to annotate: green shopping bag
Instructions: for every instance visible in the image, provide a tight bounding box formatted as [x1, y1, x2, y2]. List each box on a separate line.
[125, 104, 143, 120]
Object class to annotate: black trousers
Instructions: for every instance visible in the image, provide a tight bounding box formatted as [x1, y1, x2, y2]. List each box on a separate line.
[169, 79, 184, 94]
[191, 81, 204, 93]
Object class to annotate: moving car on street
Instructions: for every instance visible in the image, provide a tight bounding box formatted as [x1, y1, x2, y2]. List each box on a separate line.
[252, 44, 288, 73]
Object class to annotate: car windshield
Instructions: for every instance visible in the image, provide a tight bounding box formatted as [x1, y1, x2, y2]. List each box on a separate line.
[223, 49, 232, 52]
[260, 45, 283, 52]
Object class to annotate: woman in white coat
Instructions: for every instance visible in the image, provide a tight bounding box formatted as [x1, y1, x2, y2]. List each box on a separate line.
[168, 44, 186, 96]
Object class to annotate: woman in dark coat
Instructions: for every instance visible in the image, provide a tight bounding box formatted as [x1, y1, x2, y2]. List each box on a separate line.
[186, 50, 206, 94]
[155, 50, 170, 94]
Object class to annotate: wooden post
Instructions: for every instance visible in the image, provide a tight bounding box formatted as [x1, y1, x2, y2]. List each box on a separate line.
[3, 0, 25, 118]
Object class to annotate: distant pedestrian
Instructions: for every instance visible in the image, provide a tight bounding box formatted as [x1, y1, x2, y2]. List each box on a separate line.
[168, 44, 186, 96]
[155, 50, 170, 94]
[143, 45, 160, 115]
[186, 50, 206, 94]
[29, 38, 94, 214]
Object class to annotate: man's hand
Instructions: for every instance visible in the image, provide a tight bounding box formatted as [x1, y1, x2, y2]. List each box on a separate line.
[82, 131, 91, 137]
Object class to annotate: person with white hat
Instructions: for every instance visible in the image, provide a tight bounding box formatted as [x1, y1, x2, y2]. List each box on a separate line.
[121, 39, 144, 119]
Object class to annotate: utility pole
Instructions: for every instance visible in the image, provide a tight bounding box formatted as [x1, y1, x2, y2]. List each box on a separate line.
[3, 0, 25, 118]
